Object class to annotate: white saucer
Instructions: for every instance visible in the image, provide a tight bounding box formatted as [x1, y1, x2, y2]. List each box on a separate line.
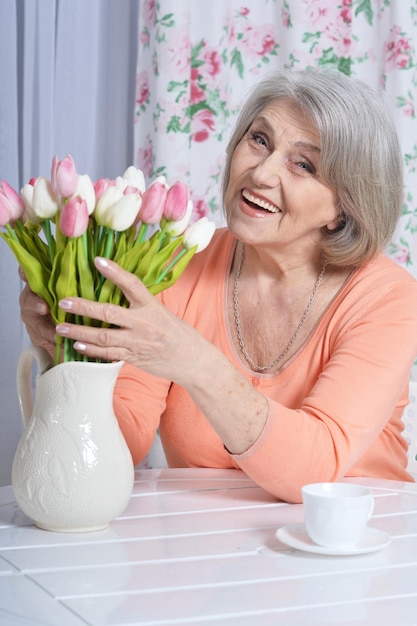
[276, 523, 391, 556]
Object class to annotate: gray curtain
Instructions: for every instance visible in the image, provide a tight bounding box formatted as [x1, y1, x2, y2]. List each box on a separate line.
[0, 0, 139, 485]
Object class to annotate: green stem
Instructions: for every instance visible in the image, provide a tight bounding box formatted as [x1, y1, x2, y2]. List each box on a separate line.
[155, 247, 187, 285]
[135, 222, 148, 244]
[42, 219, 55, 265]
[95, 228, 114, 300]
[94, 223, 101, 257]
[156, 221, 169, 251]
[55, 335, 63, 366]
[64, 337, 71, 363]
[5, 223, 19, 242]
[82, 230, 88, 259]
[97, 225, 109, 253]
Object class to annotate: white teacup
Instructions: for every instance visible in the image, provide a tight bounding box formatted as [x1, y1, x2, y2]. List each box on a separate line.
[301, 482, 374, 549]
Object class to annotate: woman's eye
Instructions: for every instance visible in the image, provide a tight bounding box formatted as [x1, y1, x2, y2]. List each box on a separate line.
[249, 132, 268, 148]
[295, 160, 315, 175]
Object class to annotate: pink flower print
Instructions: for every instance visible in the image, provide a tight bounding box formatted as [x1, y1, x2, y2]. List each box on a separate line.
[302, 0, 330, 26]
[203, 46, 222, 79]
[190, 68, 205, 105]
[240, 7, 250, 16]
[324, 18, 352, 56]
[162, 26, 191, 76]
[191, 109, 215, 143]
[402, 99, 415, 118]
[192, 197, 210, 219]
[282, 8, 291, 28]
[140, 30, 150, 46]
[226, 22, 237, 47]
[241, 23, 276, 59]
[136, 71, 150, 107]
[140, 0, 156, 30]
[393, 245, 410, 265]
[198, 46, 223, 89]
[340, 5, 352, 23]
[136, 135, 154, 178]
[385, 28, 412, 71]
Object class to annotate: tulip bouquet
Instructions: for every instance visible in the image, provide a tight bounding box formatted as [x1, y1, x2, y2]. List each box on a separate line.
[0, 155, 215, 365]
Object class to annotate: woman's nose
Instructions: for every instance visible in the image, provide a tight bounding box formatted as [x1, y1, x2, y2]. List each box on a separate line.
[251, 152, 282, 188]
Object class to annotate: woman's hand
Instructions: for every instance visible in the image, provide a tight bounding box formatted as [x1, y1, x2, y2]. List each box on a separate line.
[55, 257, 268, 454]
[19, 268, 56, 358]
[55, 257, 202, 384]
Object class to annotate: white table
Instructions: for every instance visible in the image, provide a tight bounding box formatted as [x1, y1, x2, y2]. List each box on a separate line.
[0, 468, 417, 625]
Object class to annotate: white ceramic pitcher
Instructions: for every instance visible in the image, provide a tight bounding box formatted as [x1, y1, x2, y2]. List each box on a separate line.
[12, 346, 134, 532]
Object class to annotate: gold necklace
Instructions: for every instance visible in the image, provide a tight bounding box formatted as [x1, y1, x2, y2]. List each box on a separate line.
[233, 244, 327, 372]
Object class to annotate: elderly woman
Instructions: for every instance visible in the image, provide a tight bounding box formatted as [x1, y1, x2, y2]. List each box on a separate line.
[21, 69, 417, 503]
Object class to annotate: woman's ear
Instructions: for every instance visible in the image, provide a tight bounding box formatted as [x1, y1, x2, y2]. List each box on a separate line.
[326, 211, 346, 232]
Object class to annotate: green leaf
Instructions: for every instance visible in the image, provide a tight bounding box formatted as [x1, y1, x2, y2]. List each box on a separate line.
[148, 247, 196, 295]
[112, 231, 128, 265]
[141, 237, 184, 286]
[49, 240, 79, 324]
[354, 0, 373, 25]
[0, 233, 54, 309]
[76, 237, 95, 302]
[191, 40, 204, 66]
[14, 228, 51, 270]
[230, 48, 244, 79]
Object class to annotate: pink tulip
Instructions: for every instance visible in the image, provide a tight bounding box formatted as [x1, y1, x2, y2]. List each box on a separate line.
[94, 178, 115, 203]
[51, 154, 78, 198]
[164, 181, 189, 221]
[0, 180, 25, 226]
[123, 185, 141, 196]
[139, 180, 167, 225]
[59, 197, 89, 238]
[165, 199, 193, 236]
[0, 202, 9, 227]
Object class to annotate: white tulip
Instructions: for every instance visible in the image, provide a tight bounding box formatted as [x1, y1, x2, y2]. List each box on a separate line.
[96, 187, 142, 232]
[120, 166, 146, 193]
[27, 177, 59, 222]
[183, 217, 216, 252]
[74, 174, 96, 215]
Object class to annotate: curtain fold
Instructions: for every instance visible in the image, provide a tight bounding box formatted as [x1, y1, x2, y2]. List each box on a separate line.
[0, 0, 139, 486]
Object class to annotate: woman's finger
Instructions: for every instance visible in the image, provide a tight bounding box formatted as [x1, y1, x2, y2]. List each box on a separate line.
[94, 257, 153, 306]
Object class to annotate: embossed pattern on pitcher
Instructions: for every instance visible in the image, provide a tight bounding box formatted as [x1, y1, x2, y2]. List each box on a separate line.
[12, 348, 134, 532]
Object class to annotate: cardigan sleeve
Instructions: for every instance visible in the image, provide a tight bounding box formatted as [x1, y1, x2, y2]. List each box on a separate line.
[113, 363, 171, 466]
[230, 276, 417, 502]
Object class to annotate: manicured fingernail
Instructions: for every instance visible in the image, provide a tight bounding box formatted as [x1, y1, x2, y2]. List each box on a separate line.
[56, 324, 68, 335]
[95, 257, 109, 268]
[74, 342, 86, 351]
[59, 299, 73, 310]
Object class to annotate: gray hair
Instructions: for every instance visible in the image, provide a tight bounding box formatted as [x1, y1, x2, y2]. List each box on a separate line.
[222, 69, 403, 268]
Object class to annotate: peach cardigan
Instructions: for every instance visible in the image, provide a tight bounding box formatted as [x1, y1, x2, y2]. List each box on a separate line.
[114, 228, 417, 502]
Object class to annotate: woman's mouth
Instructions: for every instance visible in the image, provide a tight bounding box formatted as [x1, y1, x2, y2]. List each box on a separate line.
[241, 189, 280, 214]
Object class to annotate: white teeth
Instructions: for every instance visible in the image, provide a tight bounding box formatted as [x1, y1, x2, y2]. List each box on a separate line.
[242, 189, 280, 213]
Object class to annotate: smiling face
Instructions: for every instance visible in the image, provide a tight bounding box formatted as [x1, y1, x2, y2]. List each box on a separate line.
[224, 98, 340, 258]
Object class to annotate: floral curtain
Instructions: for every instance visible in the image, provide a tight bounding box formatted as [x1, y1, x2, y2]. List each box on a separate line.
[134, 0, 417, 378]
